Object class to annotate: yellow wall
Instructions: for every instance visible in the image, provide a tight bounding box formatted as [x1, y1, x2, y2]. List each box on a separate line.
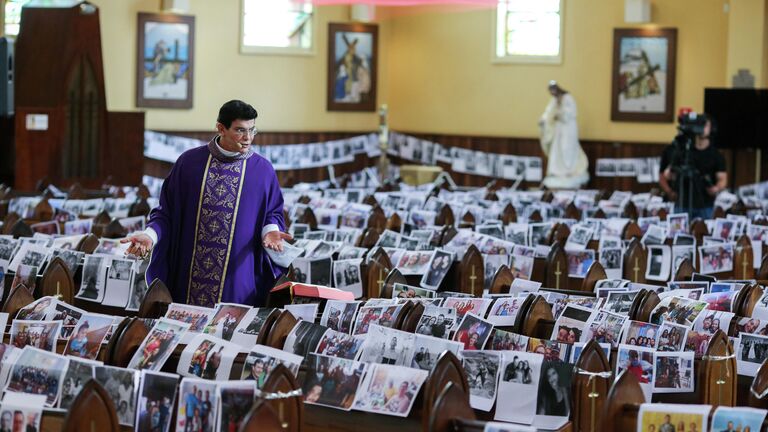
[91, 0, 382, 132]
[90, 0, 730, 141]
[726, 0, 767, 86]
[384, 0, 729, 142]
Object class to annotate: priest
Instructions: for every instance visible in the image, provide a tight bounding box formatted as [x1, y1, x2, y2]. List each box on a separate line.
[122, 100, 291, 307]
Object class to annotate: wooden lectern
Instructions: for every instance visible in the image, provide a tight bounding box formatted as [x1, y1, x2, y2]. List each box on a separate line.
[13, 1, 144, 190]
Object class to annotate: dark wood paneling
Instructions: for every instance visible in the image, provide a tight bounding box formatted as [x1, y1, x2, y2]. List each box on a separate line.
[146, 130, 768, 191]
[0, 115, 13, 185]
[105, 111, 145, 186]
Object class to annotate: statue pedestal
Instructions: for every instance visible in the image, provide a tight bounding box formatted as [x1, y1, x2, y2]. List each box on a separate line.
[543, 172, 590, 190]
[400, 165, 443, 186]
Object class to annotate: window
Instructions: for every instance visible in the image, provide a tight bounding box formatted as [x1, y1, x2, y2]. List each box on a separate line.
[495, 0, 562, 63]
[240, 0, 313, 55]
[3, 0, 31, 37]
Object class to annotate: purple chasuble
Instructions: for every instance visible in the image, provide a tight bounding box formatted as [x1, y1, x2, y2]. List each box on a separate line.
[146, 139, 286, 307]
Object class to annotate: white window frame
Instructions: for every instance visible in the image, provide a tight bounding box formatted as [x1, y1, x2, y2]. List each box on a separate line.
[492, 0, 564, 65]
[239, 0, 316, 56]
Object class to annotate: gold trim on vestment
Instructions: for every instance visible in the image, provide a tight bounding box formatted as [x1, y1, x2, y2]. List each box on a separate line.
[186, 155, 213, 304]
[217, 160, 247, 302]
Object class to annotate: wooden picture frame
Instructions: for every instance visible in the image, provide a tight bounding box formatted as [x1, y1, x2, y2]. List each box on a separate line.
[136, 12, 195, 109]
[327, 22, 378, 112]
[611, 28, 677, 122]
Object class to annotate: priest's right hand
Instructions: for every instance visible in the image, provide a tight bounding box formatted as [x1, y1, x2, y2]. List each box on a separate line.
[121, 233, 153, 259]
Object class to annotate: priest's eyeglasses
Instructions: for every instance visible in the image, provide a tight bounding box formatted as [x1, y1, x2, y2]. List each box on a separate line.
[232, 127, 258, 137]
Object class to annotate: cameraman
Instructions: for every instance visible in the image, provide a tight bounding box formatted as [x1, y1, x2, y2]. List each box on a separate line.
[658, 114, 727, 220]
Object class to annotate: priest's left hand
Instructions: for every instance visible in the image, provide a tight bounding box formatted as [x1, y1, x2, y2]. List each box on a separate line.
[263, 231, 293, 252]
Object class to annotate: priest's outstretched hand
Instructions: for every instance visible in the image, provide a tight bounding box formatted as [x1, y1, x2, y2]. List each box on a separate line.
[263, 231, 293, 252]
[121, 233, 153, 259]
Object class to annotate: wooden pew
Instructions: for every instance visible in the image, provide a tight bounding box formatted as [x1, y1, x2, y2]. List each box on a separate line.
[571, 340, 612, 432]
[136, 278, 173, 319]
[488, 265, 514, 295]
[601, 371, 646, 431]
[39, 257, 76, 303]
[622, 238, 647, 283]
[363, 248, 394, 299]
[456, 245, 484, 296]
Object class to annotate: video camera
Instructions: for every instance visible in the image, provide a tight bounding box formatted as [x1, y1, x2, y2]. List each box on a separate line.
[676, 108, 708, 137]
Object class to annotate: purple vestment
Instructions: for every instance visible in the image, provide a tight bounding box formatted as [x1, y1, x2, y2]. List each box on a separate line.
[146, 139, 286, 307]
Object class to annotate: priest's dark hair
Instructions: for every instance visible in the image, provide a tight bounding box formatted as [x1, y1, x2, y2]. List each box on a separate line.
[217, 100, 258, 128]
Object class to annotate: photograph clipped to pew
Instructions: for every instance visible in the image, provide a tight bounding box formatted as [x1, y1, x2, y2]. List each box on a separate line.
[616, 344, 655, 400]
[352, 303, 404, 335]
[217, 381, 256, 432]
[0, 393, 45, 432]
[320, 300, 361, 334]
[128, 318, 190, 371]
[461, 350, 501, 411]
[490, 329, 529, 351]
[651, 296, 708, 327]
[352, 363, 428, 417]
[485, 294, 529, 327]
[302, 353, 366, 411]
[637, 403, 710, 432]
[6, 346, 69, 407]
[58, 357, 100, 410]
[738, 332, 768, 377]
[711, 406, 768, 432]
[315, 328, 365, 360]
[176, 377, 218, 432]
[443, 297, 493, 326]
[333, 258, 363, 297]
[621, 321, 660, 348]
[652, 351, 695, 393]
[230, 307, 278, 348]
[392, 282, 436, 300]
[241, 344, 302, 387]
[177, 334, 240, 381]
[135, 369, 178, 432]
[284, 321, 330, 357]
[496, 351, 541, 424]
[62, 312, 114, 360]
[551, 304, 594, 344]
[359, 324, 415, 366]
[285, 303, 319, 323]
[454, 313, 495, 350]
[202, 303, 250, 342]
[409, 334, 462, 371]
[10, 320, 61, 352]
[698, 242, 735, 275]
[420, 249, 454, 290]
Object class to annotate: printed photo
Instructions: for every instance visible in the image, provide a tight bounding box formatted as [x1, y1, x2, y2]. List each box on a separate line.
[496, 351, 542, 424]
[283, 321, 329, 357]
[489, 330, 529, 351]
[164, 303, 214, 333]
[566, 250, 595, 278]
[415, 306, 456, 339]
[652, 351, 695, 393]
[408, 334, 462, 371]
[6, 347, 70, 406]
[551, 305, 594, 344]
[453, 313, 494, 351]
[320, 300, 361, 334]
[359, 324, 415, 366]
[536, 360, 572, 417]
[135, 370, 178, 432]
[240, 344, 302, 388]
[739, 333, 768, 377]
[127, 318, 189, 371]
[301, 353, 366, 411]
[217, 381, 255, 432]
[461, 350, 501, 411]
[58, 358, 98, 410]
[315, 329, 364, 360]
[178, 334, 239, 381]
[711, 406, 768, 432]
[63, 313, 114, 360]
[352, 364, 428, 417]
[621, 321, 659, 349]
[10, 320, 62, 352]
[420, 249, 453, 289]
[698, 243, 735, 275]
[202, 303, 250, 341]
[656, 321, 689, 352]
[175, 378, 217, 432]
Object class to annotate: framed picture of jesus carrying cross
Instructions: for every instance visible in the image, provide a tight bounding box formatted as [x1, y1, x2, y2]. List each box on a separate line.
[136, 12, 195, 109]
[327, 22, 378, 112]
[611, 28, 677, 122]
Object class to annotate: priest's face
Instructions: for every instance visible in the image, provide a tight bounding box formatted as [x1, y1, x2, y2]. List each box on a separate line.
[217, 119, 257, 154]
